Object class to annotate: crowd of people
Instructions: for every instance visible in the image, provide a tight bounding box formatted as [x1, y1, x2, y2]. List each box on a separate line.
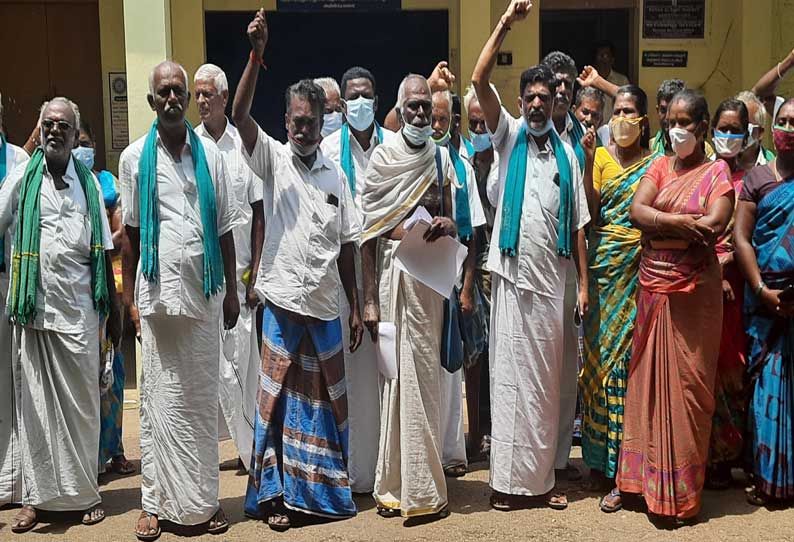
[0, 0, 792, 538]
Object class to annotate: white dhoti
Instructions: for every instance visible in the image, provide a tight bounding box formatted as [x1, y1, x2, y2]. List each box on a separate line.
[340, 283, 381, 494]
[440, 368, 467, 469]
[0, 287, 21, 505]
[140, 315, 220, 525]
[489, 275, 564, 496]
[218, 304, 259, 463]
[555, 267, 579, 469]
[16, 324, 101, 510]
[373, 240, 447, 516]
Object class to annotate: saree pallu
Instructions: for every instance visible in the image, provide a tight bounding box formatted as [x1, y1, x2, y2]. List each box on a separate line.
[617, 160, 732, 519]
[581, 154, 654, 479]
[244, 302, 356, 519]
[745, 180, 794, 500]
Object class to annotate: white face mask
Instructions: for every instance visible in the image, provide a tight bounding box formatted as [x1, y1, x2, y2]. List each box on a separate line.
[289, 136, 319, 157]
[668, 127, 698, 159]
[321, 111, 343, 137]
[523, 118, 553, 137]
[345, 97, 376, 132]
[712, 130, 745, 158]
[401, 113, 432, 146]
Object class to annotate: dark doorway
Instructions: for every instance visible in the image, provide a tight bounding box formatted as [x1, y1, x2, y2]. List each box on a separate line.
[540, 9, 633, 83]
[0, 1, 105, 167]
[205, 10, 449, 142]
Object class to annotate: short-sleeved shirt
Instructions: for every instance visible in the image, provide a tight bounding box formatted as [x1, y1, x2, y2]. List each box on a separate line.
[592, 146, 623, 192]
[0, 157, 113, 333]
[486, 108, 591, 299]
[0, 140, 30, 291]
[119, 129, 237, 322]
[739, 163, 782, 204]
[196, 120, 263, 289]
[243, 127, 360, 321]
[321, 125, 397, 216]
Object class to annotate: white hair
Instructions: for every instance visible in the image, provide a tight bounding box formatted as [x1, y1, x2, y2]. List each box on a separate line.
[313, 77, 340, 99]
[194, 63, 228, 94]
[736, 90, 767, 127]
[39, 97, 80, 132]
[463, 83, 501, 114]
[397, 74, 430, 111]
[148, 61, 189, 95]
[432, 89, 453, 116]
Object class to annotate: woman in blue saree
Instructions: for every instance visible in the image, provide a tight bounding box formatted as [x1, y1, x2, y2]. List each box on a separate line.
[735, 97, 794, 506]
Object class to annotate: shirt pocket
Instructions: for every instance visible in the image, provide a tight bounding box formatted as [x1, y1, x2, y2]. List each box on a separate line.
[57, 200, 91, 257]
[538, 173, 561, 218]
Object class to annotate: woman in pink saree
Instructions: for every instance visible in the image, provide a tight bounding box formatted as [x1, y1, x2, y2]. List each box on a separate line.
[614, 90, 735, 524]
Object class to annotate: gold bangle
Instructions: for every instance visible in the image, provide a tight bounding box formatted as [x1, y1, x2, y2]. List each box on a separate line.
[778, 62, 783, 80]
[653, 211, 662, 231]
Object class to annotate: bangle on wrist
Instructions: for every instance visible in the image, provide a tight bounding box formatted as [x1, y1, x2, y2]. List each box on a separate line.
[653, 211, 662, 231]
[249, 50, 267, 70]
[755, 280, 766, 296]
[778, 62, 784, 80]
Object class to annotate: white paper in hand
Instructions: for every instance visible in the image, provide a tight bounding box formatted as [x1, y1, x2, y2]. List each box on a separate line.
[376, 322, 398, 380]
[402, 206, 433, 231]
[393, 208, 468, 299]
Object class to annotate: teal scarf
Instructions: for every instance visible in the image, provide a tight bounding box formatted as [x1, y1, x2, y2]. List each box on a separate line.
[567, 111, 586, 174]
[498, 122, 574, 258]
[138, 120, 224, 298]
[0, 134, 7, 272]
[461, 136, 474, 157]
[448, 145, 473, 242]
[9, 149, 109, 324]
[340, 122, 383, 197]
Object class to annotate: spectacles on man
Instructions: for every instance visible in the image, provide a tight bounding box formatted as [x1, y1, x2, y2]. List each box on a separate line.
[41, 119, 73, 132]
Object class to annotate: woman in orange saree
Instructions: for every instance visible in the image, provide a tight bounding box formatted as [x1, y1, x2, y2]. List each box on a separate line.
[614, 90, 735, 524]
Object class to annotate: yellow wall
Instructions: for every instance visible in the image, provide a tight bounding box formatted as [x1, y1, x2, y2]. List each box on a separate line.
[98, 0, 126, 173]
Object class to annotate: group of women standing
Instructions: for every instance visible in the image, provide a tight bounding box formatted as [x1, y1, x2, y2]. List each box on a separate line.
[578, 83, 794, 525]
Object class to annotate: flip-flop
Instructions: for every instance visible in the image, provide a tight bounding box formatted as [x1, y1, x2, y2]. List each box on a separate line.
[599, 488, 623, 513]
[444, 464, 467, 478]
[546, 492, 568, 510]
[267, 513, 291, 532]
[489, 491, 519, 511]
[82, 505, 106, 525]
[207, 508, 229, 535]
[11, 505, 38, 533]
[135, 511, 161, 542]
[747, 488, 769, 507]
[109, 456, 136, 476]
[376, 506, 401, 518]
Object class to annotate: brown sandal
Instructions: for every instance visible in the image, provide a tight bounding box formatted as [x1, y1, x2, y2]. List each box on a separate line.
[11, 505, 38, 533]
[207, 507, 229, 535]
[109, 455, 136, 476]
[444, 464, 467, 478]
[546, 491, 568, 510]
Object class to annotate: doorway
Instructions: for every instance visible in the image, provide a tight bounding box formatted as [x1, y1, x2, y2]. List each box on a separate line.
[540, 8, 635, 84]
[0, 1, 105, 167]
[205, 9, 449, 141]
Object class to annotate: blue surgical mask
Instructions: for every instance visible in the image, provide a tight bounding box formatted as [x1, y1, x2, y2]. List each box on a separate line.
[72, 146, 95, 170]
[471, 131, 492, 152]
[523, 118, 554, 137]
[322, 111, 343, 137]
[345, 97, 376, 132]
[402, 116, 433, 146]
[431, 129, 450, 147]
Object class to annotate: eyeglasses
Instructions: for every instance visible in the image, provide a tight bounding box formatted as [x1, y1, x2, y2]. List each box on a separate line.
[41, 119, 73, 132]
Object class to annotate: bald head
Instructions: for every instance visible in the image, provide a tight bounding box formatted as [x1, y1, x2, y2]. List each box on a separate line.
[147, 61, 190, 128]
[397, 74, 431, 110]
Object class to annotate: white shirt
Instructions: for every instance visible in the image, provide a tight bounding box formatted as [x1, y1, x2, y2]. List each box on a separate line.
[244, 127, 361, 321]
[1, 140, 30, 290]
[0, 156, 114, 333]
[487, 108, 590, 299]
[119, 129, 237, 322]
[321, 124, 397, 216]
[449, 145, 487, 230]
[196, 120, 263, 291]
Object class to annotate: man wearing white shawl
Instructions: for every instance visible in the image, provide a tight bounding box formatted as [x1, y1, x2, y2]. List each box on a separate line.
[361, 74, 458, 519]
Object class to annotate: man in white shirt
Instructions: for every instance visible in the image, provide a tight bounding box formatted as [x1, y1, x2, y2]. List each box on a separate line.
[121, 61, 239, 539]
[194, 63, 265, 473]
[593, 40, 629, 124]
[231, 10, 362, 530]
[431, 89, 487, 477]
[541, 50, 587, 483]
[0, 97, 120, 532]
[321, 65, 395, 494]
[315, 77, 343, 138]
[473, 0, 590, 511]
[0, 91, 31, 508]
